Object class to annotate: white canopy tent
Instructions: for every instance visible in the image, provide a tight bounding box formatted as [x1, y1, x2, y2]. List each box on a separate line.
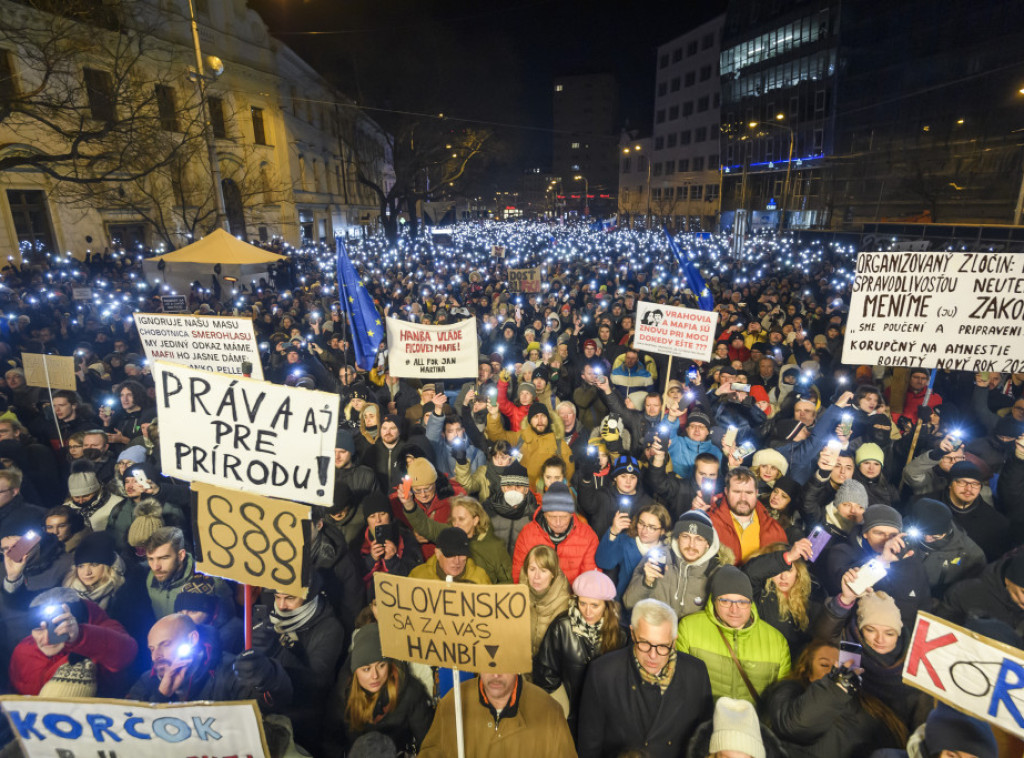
[142, 229, 286, 296]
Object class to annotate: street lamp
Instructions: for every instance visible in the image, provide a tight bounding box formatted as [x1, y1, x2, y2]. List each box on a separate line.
[186, 0, 228, 231]
[748, 114, 794, 230]
[573, 173, 589, 216]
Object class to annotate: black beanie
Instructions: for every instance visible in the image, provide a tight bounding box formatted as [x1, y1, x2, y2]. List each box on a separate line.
[527, 402, 549, 421]
[710, 565, 753, 601]
[911, 498, 952, 537]
[73, 532, 117, 567]
[772, 475, 801, 502]
[1004, 552, 1024, 588]
[362, 491, 391, 519]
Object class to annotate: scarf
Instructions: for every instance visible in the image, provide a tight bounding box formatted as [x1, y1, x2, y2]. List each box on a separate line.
[633, 647, 677, 695]
[65, 557, 126, 609]
[825, 503, 852, 533]
[635, 536, 660, 557]
[73, 491, 106, 520]
[271, 595, 320, 646]
[568, 603, 602, 650]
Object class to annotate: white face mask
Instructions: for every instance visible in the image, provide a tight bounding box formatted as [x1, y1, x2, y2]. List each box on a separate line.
[504, 491, 525, 507]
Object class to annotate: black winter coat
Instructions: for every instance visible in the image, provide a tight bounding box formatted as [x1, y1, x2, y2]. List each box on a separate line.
[930, 488, 1013, 563]
[577, 647, 713, 758]
[533, 612, 626, 733]
[325, 664, 434, 755]
[941, 551, 1024, 635]
[764, 677, 900, 758]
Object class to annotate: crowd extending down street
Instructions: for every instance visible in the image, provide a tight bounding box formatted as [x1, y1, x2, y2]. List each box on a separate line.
[0, 220, 1016, 758]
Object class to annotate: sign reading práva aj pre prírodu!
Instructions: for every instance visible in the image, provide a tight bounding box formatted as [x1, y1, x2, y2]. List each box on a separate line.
[843, 251, 1024, 371]
[152, 361, 338, 506]
[135, 312, 265, 380]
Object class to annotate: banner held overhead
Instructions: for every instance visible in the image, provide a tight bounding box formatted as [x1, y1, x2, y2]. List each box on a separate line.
[136, 312, 264, 380]
[385, 316, 478, 378]
[633, 301, 716, 363]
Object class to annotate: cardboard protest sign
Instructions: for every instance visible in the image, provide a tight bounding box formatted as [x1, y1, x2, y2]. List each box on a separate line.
[508, 266, 541, 293]
[844, 251, 1024, 370]
[160, 295, 188, 313]
[374, 574, 531, 674]
[152, 362, 338, 506]
[385, 316, 479, 378]
[71, 286, 92, 301]
[491, 244, 505, 258]
[633, 301, 716, 362]
[192, 482, 311, 597]
[22, 353, 77, 391]
[902, 611, 1024, 739]
[135, 312, 264, 380]
[0, 696, 269, 758]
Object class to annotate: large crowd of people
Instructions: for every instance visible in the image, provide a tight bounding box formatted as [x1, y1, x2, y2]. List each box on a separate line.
[0, 221, 1015, 758]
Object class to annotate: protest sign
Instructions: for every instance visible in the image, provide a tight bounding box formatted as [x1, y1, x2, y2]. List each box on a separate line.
[491, 244, 505, 258]
[508, 266, 541, 293]
[71, 286, 92, 301]
[0, 697, 269, 758]
[902, 611, 1024, 739]
[374, 574, 531, 674]
[22, 353, 77, 392]
[385, 316, 478, 378]
[192, 482, 311, 597]
[633, 301, 716, 362]
[152, 362, 338, 506]
[843, 251, 1024, 370]
[160, 295, 188, 313]
[135, 312, 264, 380]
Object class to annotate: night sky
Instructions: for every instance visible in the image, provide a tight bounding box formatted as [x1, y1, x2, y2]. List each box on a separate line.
[247, 0, 726, 184]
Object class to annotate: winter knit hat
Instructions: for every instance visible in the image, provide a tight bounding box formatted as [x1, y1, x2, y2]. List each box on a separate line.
[572, 570, 617, 602]
[924, 703, 996, 758]
[834, 480, 869, 510]
[772, 475, 801, 502]
[117, 445, 147, 464]
[335, 428, 356, 453]
[349, 623, 384, 672]
[39, 658, 98, 699]
[911, 498, 953, 537]
[527, 402, 550, 422]
[173, 576, 220, 616]
[127, 501, 164, 548]
[68, 460, 101, 497]
[541, 482, 575, 513]
[499, 460, 530, 488]
[856, 591, 902, 633]
[948, 460, 984, 482]
[686, 411, 713, 431]
[861, 503, 902, 533]
[406, 458, 437, 487]
[710, 565, 753, 601]
[517, 381, 538, 400]
[752, 448, 788, 476]
[74, 532, 117, 567]
[611, 455, 641, 478]
[708, 697, 765, 758]
[362, 491, 391, 519]
[855, 442, 884, 466]
[673, 510, 715, 544]
[436, 527, 471, 558]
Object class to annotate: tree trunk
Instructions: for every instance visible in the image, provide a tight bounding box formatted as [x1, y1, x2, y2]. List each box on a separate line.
[405, 195, 419, 239]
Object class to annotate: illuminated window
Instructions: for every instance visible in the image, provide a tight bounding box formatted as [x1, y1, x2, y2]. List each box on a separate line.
[555, 84, 564, 92]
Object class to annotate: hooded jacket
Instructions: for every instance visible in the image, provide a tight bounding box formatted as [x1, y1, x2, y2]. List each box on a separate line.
[915, 522, 985, 597]
[675, 597, 791, 703]
[707, 495, 788, 566]
[485, 408, 574, 485]
[622, 530, 733, 617]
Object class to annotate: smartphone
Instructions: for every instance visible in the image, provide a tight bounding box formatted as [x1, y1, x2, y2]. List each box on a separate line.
[648, 546, 668, 573]
[618, 495, 633, 514]
[374, 524, 394, 544]
[838, 641, 862, 668]
[399, 477, 412, 501]
[434, 381, 446, 395]
[686, 366, 700, 384]
[948, 433, 963, 449]
[807, 525, 832, 562]
[723, 425, 738, 448]
[488, 387, 498, 406]
[251, 603, 270, 630]
[732, 382, 751, 393]
[838, 414, 853, 437]
[40, 604, 69, 646]
[826, 439, 842, 453]
[847, 558, 889, 596]
[7, 531, 41, 563]
[735, 440, 757, 460]
[700, 479, 716, 499]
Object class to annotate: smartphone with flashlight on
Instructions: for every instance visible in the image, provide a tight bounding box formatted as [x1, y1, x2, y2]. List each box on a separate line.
[847, 558, 888, 596]
[7, 531, 41, 563]
[647, 546, 668, 573]
[39, 604, 69, 646]
[807, 525, 832, 562]
[838, 414, 853, 438]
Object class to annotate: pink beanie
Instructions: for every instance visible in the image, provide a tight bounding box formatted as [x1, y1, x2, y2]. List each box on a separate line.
[572, 570, 617, 601]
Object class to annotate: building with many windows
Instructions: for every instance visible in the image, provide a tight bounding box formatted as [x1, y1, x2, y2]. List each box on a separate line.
[0, 0, 391, 260]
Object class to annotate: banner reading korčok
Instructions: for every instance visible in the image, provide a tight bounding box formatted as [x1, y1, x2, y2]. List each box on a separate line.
[633, 301, 716, 363]
[843, 250, 1024, 370]
[152, 361, 338, 506]
[385, 316, 478, 378]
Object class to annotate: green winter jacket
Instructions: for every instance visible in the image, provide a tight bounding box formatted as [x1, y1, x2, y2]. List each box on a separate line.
[675, 598, 790, 703]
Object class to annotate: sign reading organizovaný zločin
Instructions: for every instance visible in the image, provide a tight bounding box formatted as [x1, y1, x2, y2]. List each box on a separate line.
[843, 251, 1024, 370]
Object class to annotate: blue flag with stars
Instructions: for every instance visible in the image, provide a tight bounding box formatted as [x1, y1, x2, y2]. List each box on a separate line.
[664, 228, 714, 311]
[336, 237, 383, 371]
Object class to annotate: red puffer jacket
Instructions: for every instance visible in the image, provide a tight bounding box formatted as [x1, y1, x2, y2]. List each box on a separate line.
[512, 506, 599, 585]
[9, 599, 139, 696]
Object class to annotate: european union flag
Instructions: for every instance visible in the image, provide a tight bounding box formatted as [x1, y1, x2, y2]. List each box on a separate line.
[664, 228, 714, 311]
[336, 238, 383, 371]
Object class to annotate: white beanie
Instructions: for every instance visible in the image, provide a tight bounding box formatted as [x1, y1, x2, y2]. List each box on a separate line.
[708, 697, 765, 758]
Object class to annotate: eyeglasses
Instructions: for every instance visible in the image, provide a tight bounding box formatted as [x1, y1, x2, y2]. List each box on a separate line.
[411, 485, 434, 496]
[715, 598, 752, 609]
[955, 480, 982, 490]
[635, 639, 672, 656]
[637, 522, 663, 533]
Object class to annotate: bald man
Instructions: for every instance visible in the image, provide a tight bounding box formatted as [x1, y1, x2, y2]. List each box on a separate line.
[126, 613, 292, 708]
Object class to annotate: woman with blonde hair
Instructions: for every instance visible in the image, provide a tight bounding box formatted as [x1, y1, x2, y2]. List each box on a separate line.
[326, 623, 433, 755]
[534, 569, 626, 735]
[521, 544, 571, 655]
[742, 540, 823, 656]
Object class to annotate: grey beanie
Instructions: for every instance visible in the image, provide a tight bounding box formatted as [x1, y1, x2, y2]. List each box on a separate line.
[834, 479, 869, 509]
[710, 565, 753, 601]
[862, 503, 903, 532]
[349, 623, 384, 672]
